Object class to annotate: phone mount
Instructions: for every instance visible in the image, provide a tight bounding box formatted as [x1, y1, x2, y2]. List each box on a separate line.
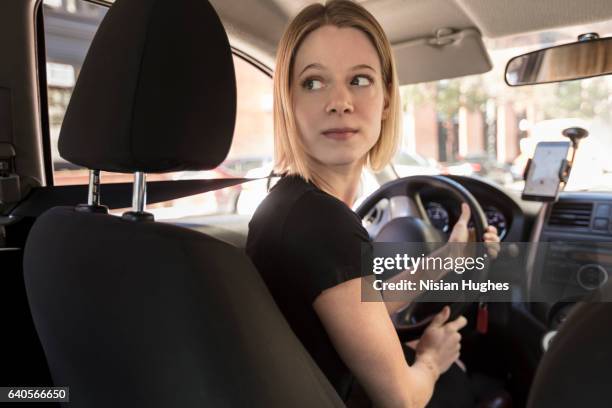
[522, 126, 589, 190]
[562, 126, 589, 160]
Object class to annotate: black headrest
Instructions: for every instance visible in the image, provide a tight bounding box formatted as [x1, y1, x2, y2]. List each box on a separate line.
[58, 0, 236, 173]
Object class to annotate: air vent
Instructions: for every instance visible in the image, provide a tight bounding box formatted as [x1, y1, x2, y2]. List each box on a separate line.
[548, 202, 593, 228]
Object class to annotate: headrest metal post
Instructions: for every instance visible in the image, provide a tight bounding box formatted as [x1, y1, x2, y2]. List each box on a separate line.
[122, 172, 153, 222]
[87, 169, 101, 206]
[75, 169, 108, 214]
[132, 171, 147, 213]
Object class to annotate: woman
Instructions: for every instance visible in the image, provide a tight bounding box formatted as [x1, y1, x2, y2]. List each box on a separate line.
[246, 1, 501, 407]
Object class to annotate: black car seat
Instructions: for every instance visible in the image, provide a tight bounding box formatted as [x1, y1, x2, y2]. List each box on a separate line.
[23, 0, 344, 407]
[526, 281, 612, 408]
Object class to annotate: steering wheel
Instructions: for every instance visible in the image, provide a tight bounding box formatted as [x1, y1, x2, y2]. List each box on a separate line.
[356, 175, 489, 341]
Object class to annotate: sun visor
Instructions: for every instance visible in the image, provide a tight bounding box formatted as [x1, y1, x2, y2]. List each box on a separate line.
[393, 28, 492, 85]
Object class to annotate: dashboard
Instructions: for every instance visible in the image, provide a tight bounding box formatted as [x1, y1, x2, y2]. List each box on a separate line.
[425, 201, 509, 239]
[418, 175, 531, 242]
[528, 192, 612, 321]
[360, 175, 536, 243]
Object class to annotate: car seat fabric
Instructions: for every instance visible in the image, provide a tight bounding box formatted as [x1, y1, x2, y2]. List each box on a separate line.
[526, 282, 612, 408]
[24, 207, 345, 407]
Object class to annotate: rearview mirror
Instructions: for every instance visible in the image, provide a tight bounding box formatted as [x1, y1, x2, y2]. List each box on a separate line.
[505, 34, 612, 86]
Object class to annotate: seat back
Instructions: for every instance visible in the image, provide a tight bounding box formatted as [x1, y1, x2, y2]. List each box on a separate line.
[25, 207, 343, 407]
[527, 283, 612, 408]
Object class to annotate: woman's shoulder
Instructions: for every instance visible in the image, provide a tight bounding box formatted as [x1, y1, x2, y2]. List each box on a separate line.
[246, 174, 371, 302]
[269, 175, 359, 225]
[248, 174, 366, 242]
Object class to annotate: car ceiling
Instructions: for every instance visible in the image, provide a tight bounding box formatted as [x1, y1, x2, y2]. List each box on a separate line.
[208, 0, 612, 75]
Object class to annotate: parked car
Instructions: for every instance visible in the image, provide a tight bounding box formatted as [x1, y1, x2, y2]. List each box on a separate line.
[172, 155, 272, 215]
[236, 164, 381, 214]
[444, 153, 515, 186]
[392, 150, 440, 177]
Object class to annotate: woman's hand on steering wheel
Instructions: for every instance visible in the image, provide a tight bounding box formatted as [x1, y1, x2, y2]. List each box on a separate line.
[448, 203, 501, 259]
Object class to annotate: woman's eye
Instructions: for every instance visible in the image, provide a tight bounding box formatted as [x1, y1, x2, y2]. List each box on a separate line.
[302, 78, 324, 90]
[351, 75, 372, 87]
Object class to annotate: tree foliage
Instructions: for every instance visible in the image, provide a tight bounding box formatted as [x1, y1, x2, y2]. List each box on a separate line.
[401, 73, 612, 123]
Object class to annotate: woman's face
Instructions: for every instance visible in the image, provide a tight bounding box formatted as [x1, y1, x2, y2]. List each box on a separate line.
[291, 25, 388, 169]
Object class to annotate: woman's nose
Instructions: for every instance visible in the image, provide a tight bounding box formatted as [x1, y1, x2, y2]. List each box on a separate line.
[325, 85, 354, 115]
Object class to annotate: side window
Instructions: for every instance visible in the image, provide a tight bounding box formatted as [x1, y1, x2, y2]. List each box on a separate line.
[42, 0, 274, 217]
[44, 0, 107, 179]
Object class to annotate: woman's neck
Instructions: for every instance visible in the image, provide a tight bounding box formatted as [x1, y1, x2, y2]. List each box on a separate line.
[309, 159, 364, 208]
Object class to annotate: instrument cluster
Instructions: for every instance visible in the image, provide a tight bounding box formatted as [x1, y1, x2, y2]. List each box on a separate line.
[425, 201, 508, 240]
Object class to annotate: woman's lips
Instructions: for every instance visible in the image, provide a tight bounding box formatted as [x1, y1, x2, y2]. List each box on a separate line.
[322, 128, 358, 140]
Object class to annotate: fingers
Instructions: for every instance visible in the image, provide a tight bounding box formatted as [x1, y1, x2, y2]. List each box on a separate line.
[405, 339, 419, 350]
[483, 226, 500, 242]
[448, 204, 471, 244]
[457, 203, 471, 225]
[430, 305, 451, 327]
[445, 315, 468, 332]
[482, 225, 501, 258]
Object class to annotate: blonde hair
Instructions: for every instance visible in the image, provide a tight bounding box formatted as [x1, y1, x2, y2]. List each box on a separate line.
[273, 0, 401, 189]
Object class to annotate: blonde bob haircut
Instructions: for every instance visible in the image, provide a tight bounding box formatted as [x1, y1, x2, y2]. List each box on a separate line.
[273, 0, 401, 187]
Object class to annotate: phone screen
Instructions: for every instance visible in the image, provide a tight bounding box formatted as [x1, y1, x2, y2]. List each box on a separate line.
[522, 141, 570, 201]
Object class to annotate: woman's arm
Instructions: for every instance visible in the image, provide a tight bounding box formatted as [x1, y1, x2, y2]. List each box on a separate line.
[313, 277, 466, 408]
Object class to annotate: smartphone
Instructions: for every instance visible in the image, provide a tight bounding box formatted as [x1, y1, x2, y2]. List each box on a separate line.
[522, 141, 571, 201]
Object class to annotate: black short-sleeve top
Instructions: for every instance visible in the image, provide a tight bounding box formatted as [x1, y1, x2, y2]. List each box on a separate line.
[246, 174, 372, 401]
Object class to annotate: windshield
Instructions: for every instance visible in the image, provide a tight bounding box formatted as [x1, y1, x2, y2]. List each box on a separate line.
[396, 19, 612, 192]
